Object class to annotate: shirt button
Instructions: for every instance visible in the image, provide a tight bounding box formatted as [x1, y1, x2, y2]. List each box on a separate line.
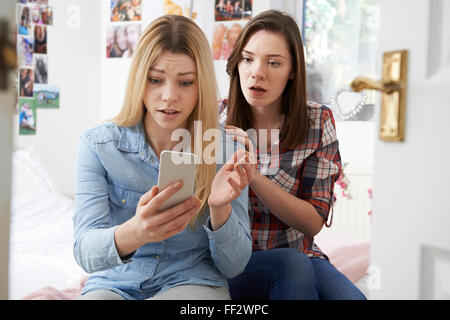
[150, 158, 155, 163]
[121, 199, 126, 204]
[155, 255, 160, 259]
[140, 152, 145, 157]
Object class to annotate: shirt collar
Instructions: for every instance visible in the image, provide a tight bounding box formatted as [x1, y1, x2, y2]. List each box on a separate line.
[117, 120, 144, 153]
[117, 120, 160, 166]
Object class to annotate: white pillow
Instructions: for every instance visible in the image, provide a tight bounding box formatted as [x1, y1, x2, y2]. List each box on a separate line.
[9, 192, 75, 255]
[10, 146, 74, 251]
[11, 146, 59, 218]
[11, 146, 57, 197]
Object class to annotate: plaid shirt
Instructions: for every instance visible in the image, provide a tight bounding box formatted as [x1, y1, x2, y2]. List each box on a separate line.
[219, 100, 342, 259]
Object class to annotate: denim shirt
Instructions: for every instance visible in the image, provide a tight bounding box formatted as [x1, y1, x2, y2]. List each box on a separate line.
[73, 120, 252, 300]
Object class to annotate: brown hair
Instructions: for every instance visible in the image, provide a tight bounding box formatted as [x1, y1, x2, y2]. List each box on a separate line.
[113, 15, 218, 223]
[226, 10, 309, 148]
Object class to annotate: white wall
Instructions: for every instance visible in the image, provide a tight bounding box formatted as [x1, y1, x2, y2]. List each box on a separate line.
[100, 0, 302, 121]
[12, 0, 375, 198]
[13, 0, 103, 198]
[336, 121, 376, 167]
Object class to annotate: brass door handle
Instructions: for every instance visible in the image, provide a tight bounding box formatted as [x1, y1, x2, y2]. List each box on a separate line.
[350, 76, 401, 94]
[350, 50, 408, 142]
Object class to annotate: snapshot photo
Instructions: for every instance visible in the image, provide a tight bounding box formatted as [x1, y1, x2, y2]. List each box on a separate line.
[18, 98, 37, 135]
[163, 0, 196, 19]
[34, 84, 60, 109]
[34, 25, 47, 54]
[110, 0, 142, 21]
[18, 4, 32, 36]
[215, 0, 252, 21]
[27, 0, 49, 4]
[212, 22, 244, 60]
[17, 36, 34, 67]
[19, 68, 34, 98]
[30, 5, 43, 24]
[40, 5, 53, 25]
[106, 24, 141, 58]
[33, 53, 48, 84]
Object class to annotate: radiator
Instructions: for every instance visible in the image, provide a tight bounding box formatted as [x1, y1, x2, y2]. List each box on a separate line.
[322, 164, 373, 242]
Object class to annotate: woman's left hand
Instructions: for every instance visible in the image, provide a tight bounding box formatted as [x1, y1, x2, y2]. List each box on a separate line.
[208, 148, 252, 209]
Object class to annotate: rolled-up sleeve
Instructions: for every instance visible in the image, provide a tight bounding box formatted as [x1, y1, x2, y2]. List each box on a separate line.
[73, 134, 132, 274]
[298, 107, 342, 227]
[204, 187, 251, 278]
[203, 134, 252, 278]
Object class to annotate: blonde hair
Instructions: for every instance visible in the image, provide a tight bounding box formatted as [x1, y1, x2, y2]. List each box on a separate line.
[113, 15, 218, 224]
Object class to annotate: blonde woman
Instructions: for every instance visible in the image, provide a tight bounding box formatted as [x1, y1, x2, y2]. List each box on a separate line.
[74, 15, 252, 300]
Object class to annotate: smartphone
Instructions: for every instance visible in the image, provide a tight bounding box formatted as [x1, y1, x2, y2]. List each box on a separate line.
[157, 150, 197, 211]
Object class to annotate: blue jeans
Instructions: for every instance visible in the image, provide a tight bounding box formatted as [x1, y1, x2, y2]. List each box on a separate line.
[310, 257, 367, 300]
[228, 249, 366, 300]
[228, 248, 319, 300]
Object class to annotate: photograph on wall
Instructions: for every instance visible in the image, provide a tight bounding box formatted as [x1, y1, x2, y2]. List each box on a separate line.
[212, 21, 244, 60]
[111, 0, 142, 21]
[215, 0, 252, 21]
[18, 98, 37, 135]
[33, 53, 48, 84]
[34, 84, 60, 109]
[17, 36, 34, 67]
[30, 5, 43, 24]
[163, 0, 197, 19]
[17, 4, 32, 36]
[19, 68, 34, 98]
[106, 24, 141, 58]
[40, 5, 53, 25]
[27, 0, 49, 4]
[34, 25, 47, 54]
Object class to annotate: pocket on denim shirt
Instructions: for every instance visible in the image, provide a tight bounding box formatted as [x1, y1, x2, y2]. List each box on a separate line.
[108, 183, 143, 225]
[108, 183, 143, 210]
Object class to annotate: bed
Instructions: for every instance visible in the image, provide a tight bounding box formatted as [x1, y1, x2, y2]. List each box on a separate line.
[8, 147, 371, 299]
[9, 147, 87, 300]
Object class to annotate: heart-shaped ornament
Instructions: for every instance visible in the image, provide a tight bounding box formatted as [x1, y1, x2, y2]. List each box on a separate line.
[330, 85, 367, 120]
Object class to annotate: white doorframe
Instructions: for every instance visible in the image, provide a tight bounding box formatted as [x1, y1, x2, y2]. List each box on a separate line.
[0, 1, 16, 300]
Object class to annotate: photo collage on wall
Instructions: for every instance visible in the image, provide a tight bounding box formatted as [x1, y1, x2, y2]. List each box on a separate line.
[162, 0, 196, 18]
[213, 0, 252, 60]
[107, 0, 142, 58]
[16, 0, 59, 136]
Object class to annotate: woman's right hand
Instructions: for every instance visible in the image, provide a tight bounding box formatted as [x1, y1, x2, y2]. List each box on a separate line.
[225, 125, 258, 183]
[114, 180, 202, 258]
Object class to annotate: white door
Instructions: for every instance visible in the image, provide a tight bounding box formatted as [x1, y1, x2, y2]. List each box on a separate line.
[0, 1, 16, 300]
[369, 0, 450, 299]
